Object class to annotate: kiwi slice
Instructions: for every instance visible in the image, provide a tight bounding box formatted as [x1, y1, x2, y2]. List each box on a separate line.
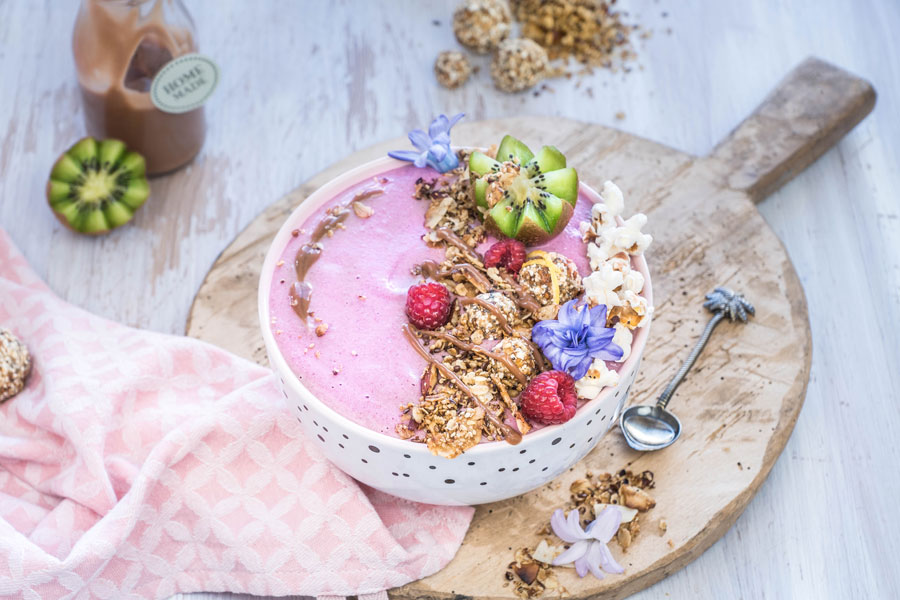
[469, 135, 579, 245]
[46, 137, 150, 235]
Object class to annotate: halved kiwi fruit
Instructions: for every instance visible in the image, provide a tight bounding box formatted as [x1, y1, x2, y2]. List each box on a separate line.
[46, 137, 150, 235]
[469, 135, 578, 245]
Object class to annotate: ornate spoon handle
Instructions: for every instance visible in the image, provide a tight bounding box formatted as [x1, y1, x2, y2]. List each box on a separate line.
[656, 311, 725, 410]
[656, 287, 754, 411]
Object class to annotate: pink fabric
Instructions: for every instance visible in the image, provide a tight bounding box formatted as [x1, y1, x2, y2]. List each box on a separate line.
[0, 230, 473, 599]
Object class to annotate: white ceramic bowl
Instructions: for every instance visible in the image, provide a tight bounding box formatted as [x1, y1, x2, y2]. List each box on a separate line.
[259, 156, 652, 506]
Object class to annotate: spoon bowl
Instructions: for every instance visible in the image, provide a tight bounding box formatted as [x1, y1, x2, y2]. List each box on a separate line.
[619, 405, 682, 451]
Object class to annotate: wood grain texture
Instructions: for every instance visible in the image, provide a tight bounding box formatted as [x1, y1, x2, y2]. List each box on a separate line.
[186, 97, 818, 596]
[1, 1, 899, 599]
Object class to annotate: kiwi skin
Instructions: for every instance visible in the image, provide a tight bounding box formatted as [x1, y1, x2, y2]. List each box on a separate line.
[46, 137, 150, 236]
[484, 200, 574, 246]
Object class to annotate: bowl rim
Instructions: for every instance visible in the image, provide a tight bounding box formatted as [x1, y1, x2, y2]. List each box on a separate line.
[258, 154, 653, 458]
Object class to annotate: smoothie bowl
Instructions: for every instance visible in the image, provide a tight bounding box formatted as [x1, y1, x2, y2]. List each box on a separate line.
[259, 128, 653, 505]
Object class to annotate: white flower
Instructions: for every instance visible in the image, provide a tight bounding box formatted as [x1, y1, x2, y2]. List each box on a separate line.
[550, 508, 625, 580]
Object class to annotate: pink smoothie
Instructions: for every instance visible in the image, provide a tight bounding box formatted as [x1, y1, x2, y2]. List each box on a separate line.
[268, 164, 599, 437]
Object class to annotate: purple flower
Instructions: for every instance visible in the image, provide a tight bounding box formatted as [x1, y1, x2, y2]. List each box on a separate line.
[532, 300, 623, 380]
[550, 507, 625, 580]
[388, 113, 464, 173]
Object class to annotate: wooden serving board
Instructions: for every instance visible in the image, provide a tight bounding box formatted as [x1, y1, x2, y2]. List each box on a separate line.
[186, 58, 874, 599]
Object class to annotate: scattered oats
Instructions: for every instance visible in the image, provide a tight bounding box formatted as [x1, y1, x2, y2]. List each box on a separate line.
[315, 323, 329, 337]
[434, 50, 472, 89]
[275, 329, 283, 335]
[615, 111, 626, 120]
[308, 343, 316, 349]
[314, 351, 321, 359]
[658, 518, 668, 534]
[351, 350, 358, 356]
[276, 260, 284, 267]
[0, 329, 31, 403]
[453, 0, 512, 54]
[491, 38, 548, 93]
[667, 538, 675, 549]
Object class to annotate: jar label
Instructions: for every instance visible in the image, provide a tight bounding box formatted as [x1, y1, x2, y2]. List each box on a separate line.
[150, 54, 220, 114]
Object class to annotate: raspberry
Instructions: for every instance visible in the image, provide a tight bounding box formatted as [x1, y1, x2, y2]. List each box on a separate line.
[483, 239, 527, 274]
[519, 371, 578, 424]
[406, 282, 453, 330]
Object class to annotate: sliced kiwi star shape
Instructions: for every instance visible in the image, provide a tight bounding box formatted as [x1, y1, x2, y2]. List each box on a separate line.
[469, 135, 579, 245]
[46, 137, 150, 235]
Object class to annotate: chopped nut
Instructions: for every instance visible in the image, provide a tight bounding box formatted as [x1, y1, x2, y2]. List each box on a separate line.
[621, 484, 656, 511]
[616, 526, 632, 551]
[514, 561, 540, 585]
[315, 323, 329, 337]
[352, 200, 374, 218]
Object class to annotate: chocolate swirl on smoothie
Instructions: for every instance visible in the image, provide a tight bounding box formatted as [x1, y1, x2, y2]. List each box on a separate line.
[290, 188, 384, 322]
[403, 324, 523, 445]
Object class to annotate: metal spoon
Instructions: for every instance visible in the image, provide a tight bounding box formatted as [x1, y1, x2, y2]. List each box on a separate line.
[619, 287, 755, 451]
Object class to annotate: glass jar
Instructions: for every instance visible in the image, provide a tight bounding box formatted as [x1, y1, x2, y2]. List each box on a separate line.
[72, 0, 206, 175]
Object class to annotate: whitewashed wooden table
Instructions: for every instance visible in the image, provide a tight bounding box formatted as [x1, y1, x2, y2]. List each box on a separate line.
[1, 1, 898, 598]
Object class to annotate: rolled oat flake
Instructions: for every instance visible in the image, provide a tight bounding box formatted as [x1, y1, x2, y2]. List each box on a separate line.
[0, 328, 31, 402]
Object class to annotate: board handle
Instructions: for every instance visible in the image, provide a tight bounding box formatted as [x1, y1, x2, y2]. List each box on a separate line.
[709, 57, 875, 203]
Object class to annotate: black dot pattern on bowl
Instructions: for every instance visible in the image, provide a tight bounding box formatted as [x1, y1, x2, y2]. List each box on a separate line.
[342, 434, 349, 440]
[596, 408, 602, 415]
[313, 420, 318, 427]
[322, 426, 328, 432]
[529, 459, 536, 464]
[512, 467, 519, 472]
[552, 437, 562, 445]
[296, 417, 302, 424]
[480, 482, 487, 486]
[587, 420, 593, 426]
[303, 405, 308, 411]
[498, 467, 505, 472]
[338, 443, 344, 449]
[519, 449, 527, 454]
[588, 437, 593, 443]
[402, 473, 410, 477]
[468, 461, 475, 466]
[542, 467, 548, 472]
[445, 479, 455, 484]
[316, 434, 324, 442]
[391, 472, 398, 477]
[368, 445, 380, 453]
[569, 443, 576, 449]
[429, 466, 436, 470]
[361, 458, 368, 464]
[404, 454, 411, 459]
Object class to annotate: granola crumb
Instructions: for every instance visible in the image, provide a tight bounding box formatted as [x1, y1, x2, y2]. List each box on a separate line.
[315, 323, 329, 337]
[314, 351, 321, 359]
[658, 518, 668, 534]
[276, 260, 285, 267]
[615, 111, 626, 120]
[667, 538, 675, 549]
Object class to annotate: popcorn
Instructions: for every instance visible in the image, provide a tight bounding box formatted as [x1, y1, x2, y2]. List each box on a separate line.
[612, 323, 633, 362]
[583, 264, 624, 309]
[599, 180, 625, 221]
[574, 358, 620, 400]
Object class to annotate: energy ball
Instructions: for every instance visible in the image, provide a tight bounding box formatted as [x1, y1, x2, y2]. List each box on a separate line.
[434, 50, 473, 89]
[460, 291, 518, 340]
[453, 0, 512, 54]
[519, 251, 584, 307]
[490, 336, 537, 392]
[0, 328, 31, 403]
[490, 38, 548, 93]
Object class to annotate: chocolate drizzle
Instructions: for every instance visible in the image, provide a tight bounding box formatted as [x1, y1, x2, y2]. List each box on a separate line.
[403, 324, 522, 445]
[434, 227, 483, 264]
[289, 188, 384, 322]
[416, 328, 528, 386]
[417, 260, 491, 292]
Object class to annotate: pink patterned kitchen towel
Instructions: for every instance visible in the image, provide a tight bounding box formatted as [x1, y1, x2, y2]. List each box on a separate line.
[0, 229, 474, 600]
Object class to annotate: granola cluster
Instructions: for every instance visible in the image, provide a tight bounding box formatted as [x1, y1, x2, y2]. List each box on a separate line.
[507, 469, 659, 597]
[510, 0, 638, 69]
[453, 0, 512, 54]
[0, 328, 31, 403]
[434, 50, 473, 89]
[490, 38, 550, 93]
[518, 250, 583, 314]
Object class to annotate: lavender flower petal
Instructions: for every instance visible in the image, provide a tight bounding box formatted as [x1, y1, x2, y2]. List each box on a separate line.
[574, 555, 590, 578]
[550, 508, 587, 543]
[596, 542, 625, 574]
[553, 540, 590, 566]
[408, 128, 431, 151]
[586, 506, 622, 543]
[585, 542, 607, 580]
[388, 150, 423, 162]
